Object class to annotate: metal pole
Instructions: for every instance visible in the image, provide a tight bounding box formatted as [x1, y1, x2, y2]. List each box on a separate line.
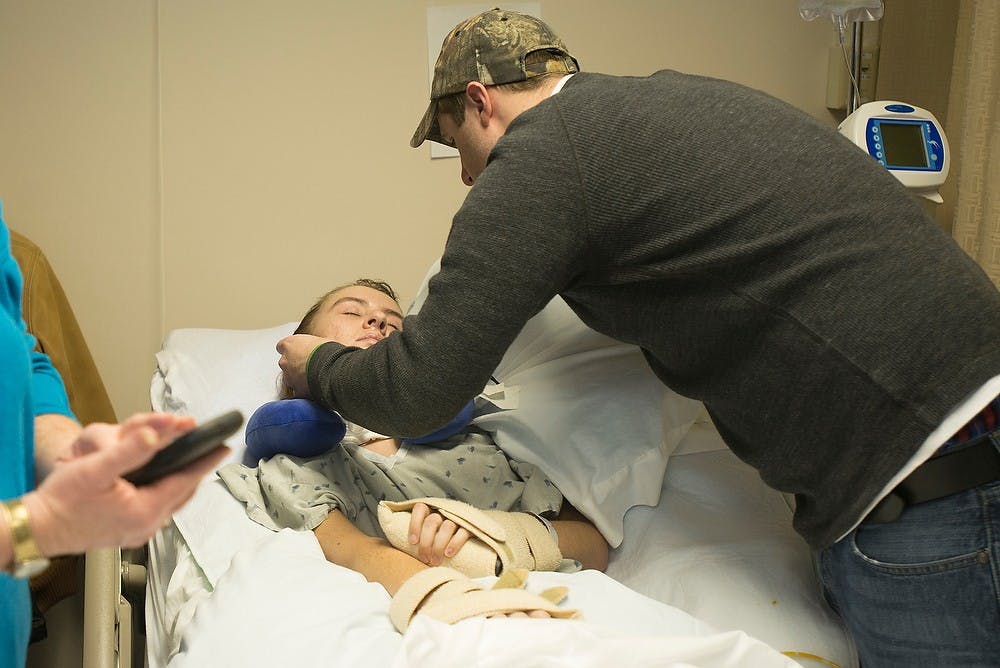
[82, 548, 119, 668]
[848, 21, 863, 113]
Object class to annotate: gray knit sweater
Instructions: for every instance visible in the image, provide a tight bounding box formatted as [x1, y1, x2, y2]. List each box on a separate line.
[309, 71, 1000, 549]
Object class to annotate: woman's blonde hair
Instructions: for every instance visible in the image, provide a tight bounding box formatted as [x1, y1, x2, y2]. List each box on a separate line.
[294, 278, 399, 336]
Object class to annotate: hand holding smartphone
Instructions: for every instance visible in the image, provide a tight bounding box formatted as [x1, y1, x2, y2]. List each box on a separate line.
[124, 410, 243, 486]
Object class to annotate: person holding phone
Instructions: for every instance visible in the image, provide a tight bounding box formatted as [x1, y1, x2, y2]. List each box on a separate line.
[0, 204, 230, 667]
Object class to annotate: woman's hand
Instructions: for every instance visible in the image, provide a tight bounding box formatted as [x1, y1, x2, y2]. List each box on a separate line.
[407, 501, 471, 566]
[22, 413, 228, 557]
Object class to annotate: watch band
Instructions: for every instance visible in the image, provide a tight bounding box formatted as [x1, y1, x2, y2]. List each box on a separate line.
[1, 497, 50, 578]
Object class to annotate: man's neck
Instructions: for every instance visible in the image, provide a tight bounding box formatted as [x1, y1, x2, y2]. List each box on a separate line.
[496, 78, 563, 128]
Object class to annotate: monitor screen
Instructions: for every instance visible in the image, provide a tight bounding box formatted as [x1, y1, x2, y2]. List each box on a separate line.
[880, 122, 928, 168]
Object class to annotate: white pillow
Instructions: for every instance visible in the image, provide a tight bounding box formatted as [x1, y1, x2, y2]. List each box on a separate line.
[409, 260, 704, 546]
[150, 321, 297, 467]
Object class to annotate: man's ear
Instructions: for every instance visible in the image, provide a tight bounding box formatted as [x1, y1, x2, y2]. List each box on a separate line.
[465, 81, 493, 128]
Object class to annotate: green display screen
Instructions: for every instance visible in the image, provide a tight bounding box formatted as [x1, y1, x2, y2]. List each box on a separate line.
[880, 122, 928, 168]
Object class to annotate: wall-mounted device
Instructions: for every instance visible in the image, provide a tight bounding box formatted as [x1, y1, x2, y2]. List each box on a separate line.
[838, 101, 949, 203]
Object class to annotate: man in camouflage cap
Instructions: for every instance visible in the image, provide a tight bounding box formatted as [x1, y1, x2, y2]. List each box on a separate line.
[411, 8, 578, 149]
[280, 9, 1000, 665]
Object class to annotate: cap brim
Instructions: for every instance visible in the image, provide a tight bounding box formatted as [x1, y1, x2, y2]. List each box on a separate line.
[410, 99, 439, 148]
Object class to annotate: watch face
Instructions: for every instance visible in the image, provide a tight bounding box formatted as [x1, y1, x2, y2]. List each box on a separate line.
[13, 557, 50, 579]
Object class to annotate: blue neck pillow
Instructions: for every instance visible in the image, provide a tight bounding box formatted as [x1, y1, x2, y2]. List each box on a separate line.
[402, 399, 476, 445]
[244, 398, 347, 464]
[243, 398, 476, 464]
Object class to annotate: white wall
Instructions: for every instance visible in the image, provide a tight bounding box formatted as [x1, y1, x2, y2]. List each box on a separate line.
[0, 0, 836, 418]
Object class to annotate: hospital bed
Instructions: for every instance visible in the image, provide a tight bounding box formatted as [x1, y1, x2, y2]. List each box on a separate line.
[83, 262, 858, 668]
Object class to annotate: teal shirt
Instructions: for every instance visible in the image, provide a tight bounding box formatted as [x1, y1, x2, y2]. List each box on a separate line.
[1, 202, 73, 668]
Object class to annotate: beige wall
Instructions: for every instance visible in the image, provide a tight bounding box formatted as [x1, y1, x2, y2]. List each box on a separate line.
[875, 0, 960, 231]
[1, 0, 835, 418]
[0, 1, 162, 420]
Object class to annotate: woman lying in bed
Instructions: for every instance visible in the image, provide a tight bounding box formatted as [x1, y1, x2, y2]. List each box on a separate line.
[218, 278, 608, 630]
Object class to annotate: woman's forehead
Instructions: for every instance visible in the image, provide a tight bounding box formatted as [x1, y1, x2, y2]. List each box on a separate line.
[326, 285, 400, 312]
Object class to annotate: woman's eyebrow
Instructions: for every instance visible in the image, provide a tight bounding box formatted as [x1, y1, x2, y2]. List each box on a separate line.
[331, 296, 403, 321]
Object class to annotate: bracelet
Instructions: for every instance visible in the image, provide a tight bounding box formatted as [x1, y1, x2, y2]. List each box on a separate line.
[1, 497, 50, 578]
[0, 500, 15, 573]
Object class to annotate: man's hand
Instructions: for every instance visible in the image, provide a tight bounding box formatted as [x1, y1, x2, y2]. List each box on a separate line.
[407, 501, 471, 566]
[22, 413, 229, 557]
[276, 334, 332, 399]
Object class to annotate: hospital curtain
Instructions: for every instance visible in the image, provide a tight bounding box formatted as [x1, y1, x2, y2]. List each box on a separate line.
[945, 0, 1000, 287]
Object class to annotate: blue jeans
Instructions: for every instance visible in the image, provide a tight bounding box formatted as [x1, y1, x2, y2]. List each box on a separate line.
[817, 474, 1000, 667]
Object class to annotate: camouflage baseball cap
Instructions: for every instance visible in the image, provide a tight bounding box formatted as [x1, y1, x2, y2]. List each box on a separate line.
[410, 8, 579, 148]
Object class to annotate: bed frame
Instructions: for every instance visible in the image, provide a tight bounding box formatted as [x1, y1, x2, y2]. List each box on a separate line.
[82, 547, 145, 668]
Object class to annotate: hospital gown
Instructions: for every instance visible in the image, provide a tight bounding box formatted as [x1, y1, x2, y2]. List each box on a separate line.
[219, 428, 563, 539]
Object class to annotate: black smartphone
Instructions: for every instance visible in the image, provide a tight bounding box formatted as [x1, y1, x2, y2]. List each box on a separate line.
[124, 410, 244, 486]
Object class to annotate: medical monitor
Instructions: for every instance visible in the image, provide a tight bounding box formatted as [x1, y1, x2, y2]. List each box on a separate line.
[838, 101, 949, 203]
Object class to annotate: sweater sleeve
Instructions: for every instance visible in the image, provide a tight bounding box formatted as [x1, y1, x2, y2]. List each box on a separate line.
[13, 232, 112, 423]
[29, 338, 73, 419]
[308, 105, 590, 436]
[0, 220, 74, 420]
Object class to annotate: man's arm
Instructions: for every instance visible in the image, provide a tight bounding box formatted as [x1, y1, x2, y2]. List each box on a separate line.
[288, 117, 590, 437]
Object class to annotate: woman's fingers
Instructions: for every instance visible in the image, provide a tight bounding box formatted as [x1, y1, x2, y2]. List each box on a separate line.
[430, 520, 462, 565]
[443, 527, 470, 559]
[417, 511, 443, 563]
[408, 502, 431, 545]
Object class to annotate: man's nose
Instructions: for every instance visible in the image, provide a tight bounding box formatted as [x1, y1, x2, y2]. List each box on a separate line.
[461, 166, 474, 187]
[366, 313, 388, 330]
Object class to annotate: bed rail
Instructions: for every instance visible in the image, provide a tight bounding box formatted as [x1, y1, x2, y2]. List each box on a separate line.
[82, 547, 146, 668]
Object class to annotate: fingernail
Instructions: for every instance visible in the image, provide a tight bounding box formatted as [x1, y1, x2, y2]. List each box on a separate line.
[445, 548, 454, 557]
[409, 534, 418, 544]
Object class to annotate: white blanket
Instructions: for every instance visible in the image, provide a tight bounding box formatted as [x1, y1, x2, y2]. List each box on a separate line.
[148, 442, 855, 668]
[162, 527, 800, 668]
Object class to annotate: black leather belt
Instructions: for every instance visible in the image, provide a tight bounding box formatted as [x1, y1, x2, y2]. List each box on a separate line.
[864, 428, 1000, 524]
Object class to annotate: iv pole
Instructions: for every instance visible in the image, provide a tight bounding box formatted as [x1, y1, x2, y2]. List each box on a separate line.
[847, 21, 863, 114]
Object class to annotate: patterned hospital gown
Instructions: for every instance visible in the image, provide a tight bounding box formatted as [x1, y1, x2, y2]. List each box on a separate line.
[218, 428, 563, 539]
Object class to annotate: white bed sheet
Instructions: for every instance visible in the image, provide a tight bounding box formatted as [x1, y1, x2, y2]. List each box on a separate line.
[145, 430, 855, 668]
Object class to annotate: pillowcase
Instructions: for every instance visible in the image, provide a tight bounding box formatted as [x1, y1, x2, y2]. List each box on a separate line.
[407, 259, 705, 546]
[151, 321, 297, 467]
